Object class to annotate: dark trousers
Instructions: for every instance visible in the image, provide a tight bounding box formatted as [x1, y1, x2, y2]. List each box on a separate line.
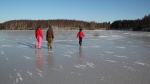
[79, 37, 82, 46]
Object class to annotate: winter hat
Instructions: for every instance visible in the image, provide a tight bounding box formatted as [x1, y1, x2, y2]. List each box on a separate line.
[49, 26, 52, 28]
[79, 28, 83, 31]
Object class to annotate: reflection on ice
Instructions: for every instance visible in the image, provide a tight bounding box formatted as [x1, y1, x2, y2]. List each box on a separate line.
[35, 49, 43, 70]
[78, 47, 84, 61]
[47, 49, 54, 69]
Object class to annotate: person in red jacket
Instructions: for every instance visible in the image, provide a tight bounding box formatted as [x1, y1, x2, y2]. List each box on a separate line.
[35, 26, 43, 49]
[76, 28, 85, 46]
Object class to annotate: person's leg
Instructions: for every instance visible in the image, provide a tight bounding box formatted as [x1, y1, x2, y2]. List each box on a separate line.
[38, 36, 42, 49]
[79, 37, 82, 46]
[50, 38, 53, 49]
[35, 38, 38, 48]
[47, 38, 51, 49]
[47, 38, 50, 48]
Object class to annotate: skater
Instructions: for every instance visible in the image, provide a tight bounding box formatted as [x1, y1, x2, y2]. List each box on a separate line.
[76, 28, 85, 46]
[46, 26, 54, 49]
[35, 26, 43, 49]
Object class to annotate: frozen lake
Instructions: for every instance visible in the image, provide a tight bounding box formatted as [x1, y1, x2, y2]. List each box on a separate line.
[0, 30, 150, 84]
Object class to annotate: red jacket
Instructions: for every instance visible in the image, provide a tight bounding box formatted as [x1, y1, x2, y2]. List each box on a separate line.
[35, 27, 43, 39]
[76, 31, 85, 38]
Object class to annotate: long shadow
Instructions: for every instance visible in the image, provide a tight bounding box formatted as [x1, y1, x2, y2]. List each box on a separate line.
[55, 41, 78, 46]
[17, 42, 47, 49]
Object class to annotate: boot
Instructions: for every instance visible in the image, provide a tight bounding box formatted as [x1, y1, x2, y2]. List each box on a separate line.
[50, 46, 52, 49]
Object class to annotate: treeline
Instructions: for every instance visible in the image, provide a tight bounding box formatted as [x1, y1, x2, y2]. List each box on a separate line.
[0, 19, 110, 30]
[1, 14, 150, 31]
[110, 14, 150, 31]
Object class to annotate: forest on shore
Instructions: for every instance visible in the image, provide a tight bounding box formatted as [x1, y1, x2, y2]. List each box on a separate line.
[0, 14, 150, 31]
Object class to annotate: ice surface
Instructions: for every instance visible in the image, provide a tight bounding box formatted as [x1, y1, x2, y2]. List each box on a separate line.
[0, 30, 150, 84]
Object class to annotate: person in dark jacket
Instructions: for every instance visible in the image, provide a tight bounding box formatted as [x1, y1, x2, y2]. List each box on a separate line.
[76, 28, 85, 46]
[35, 26, 43, 49]
[46, 26, 54, 49]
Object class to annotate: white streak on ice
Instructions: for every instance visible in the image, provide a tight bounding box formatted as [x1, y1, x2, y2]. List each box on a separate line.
[124, 33, 129, 34]
[1, 45, 13, 47]
[17, 45, 28, 48]
[71, 72, 81, 76]
[100, 36, 109, 38]
[134, 61, 149, 66]
[6, 57, 9, 60]
[145, 45, 150, 47]
[91, 46, 100, 48]
[105, 60, 116, 63]
[114, 55, 128, 58]
[116, 47, 126, 49]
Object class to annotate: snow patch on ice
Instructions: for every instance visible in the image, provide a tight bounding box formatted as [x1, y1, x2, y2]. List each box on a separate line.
[62, 54, 71, 57]
[74, 64, 86, 69]
[59, 65, 63, 69]
[130, 45, 139, 48]
[127, 42, 133, 43]
[147, 34, 150, 37]
[23, 56, 32, 59]
[36, 69, 44, 77]
[116, 46, 126, 49]
[105, 51, 114, 54]
[1, 51, 4, 54]
[6, 57, 9, 60]
[145, 45, 150, 47]
[74, 61, 95, 69]
[16, 73, 23, 81]
[27, 71, 33, 77]
[91, 46, 100, 48]
[105, 60, 116, 63]
[100, 36, 109, 38]
[68, 51, 74, 54]
[134, 61, 149, 66]
[71, 72, 81, 76]
[114, 55, 128, 58]
[89, 39, 99, 41]
[124, 33, 129, 34]
[110, 35, 125, 40]
[123, 66, 135, 71]
[85, 61, 95, 68]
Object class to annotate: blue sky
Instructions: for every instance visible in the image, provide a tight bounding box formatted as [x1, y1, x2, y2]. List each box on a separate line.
[0, 0, 150, 23]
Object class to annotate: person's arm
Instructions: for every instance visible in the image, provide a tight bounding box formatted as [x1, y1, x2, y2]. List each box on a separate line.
[82, 32, 85, 37]
[76, 32, 79, 38]
[52, 30, 54, 39]
[35, 30, 37, 38]
[40, 29, 43, 39]
[46, 30, 48, 41]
